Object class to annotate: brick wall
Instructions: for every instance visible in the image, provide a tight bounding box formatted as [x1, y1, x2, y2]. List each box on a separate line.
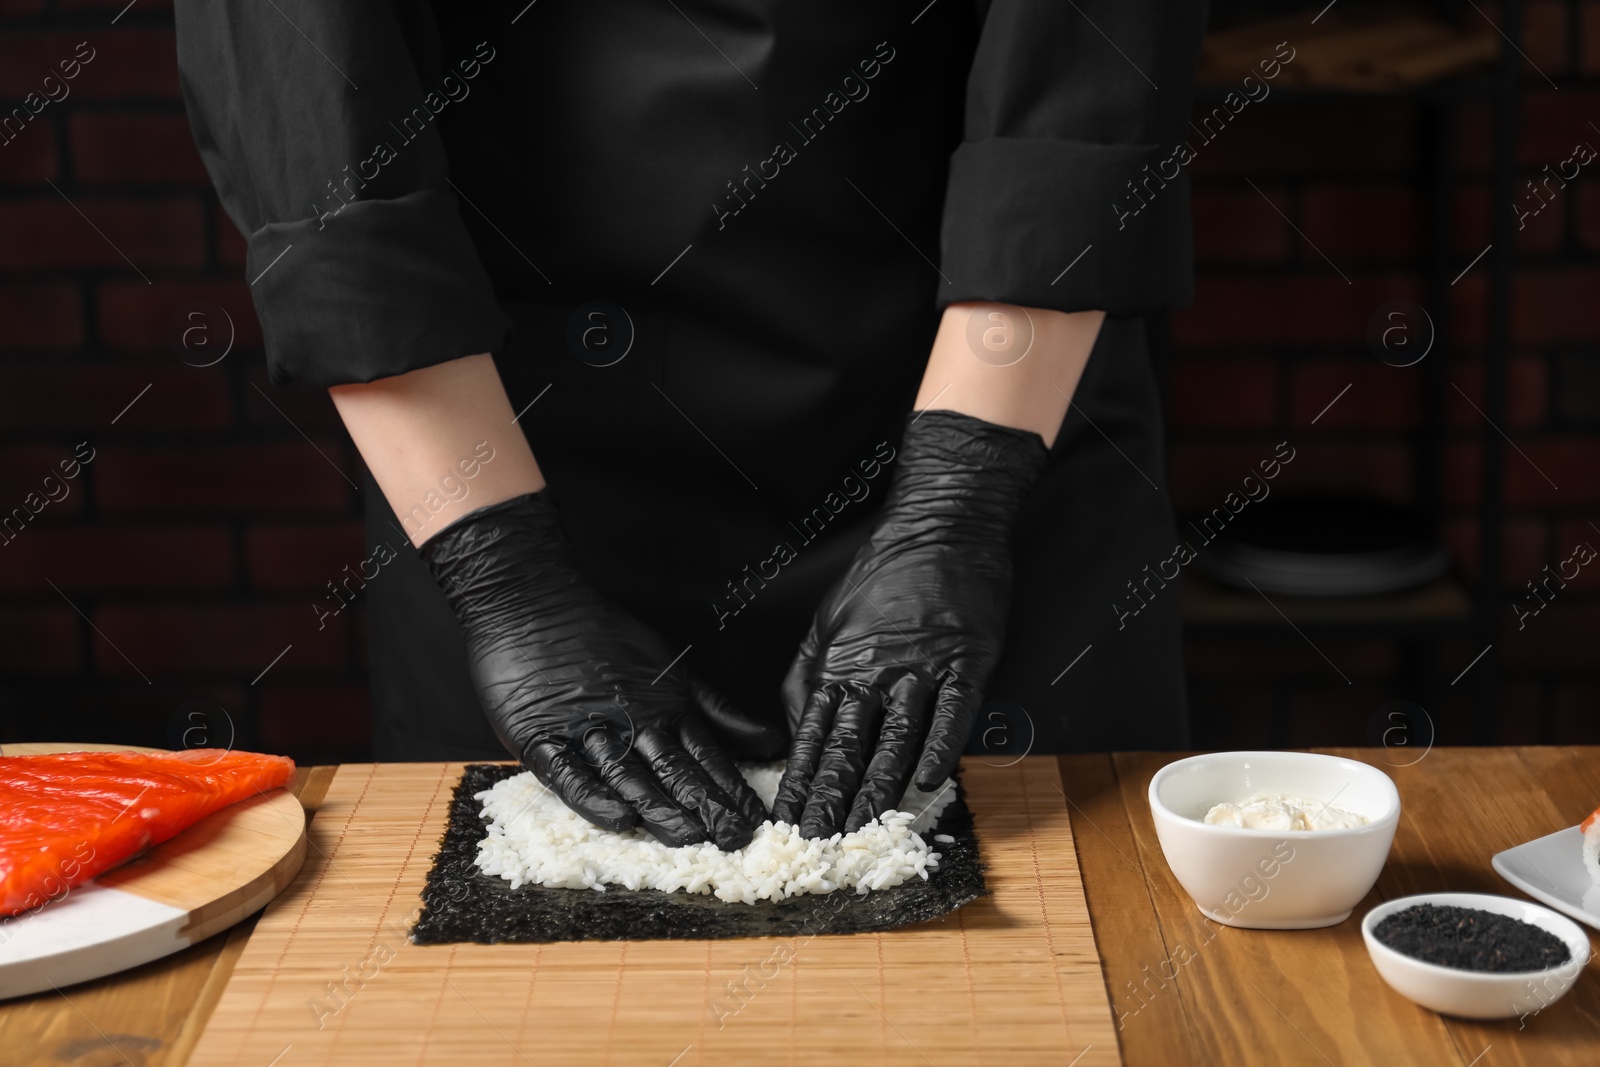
[1173, 1, 1600, 748]
[0, 0, 367, 763]
[0, 1, 1595, 762]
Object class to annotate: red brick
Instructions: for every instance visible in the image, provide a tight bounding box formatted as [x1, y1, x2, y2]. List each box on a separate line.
[0, 196, 204, 271]
[1555, 352, 1600, 423]
[0, 33, 179, 101]
[0, 607, 79, 674]
[1577, 183, 1600, 253]
[0, 364, 230, 431]
[1455, 181, 1564, 257]
[257, 683, 370, 752]
[245, 521, 367, 592]
[0, 444, 91, 519]
[1554, 683, 1600, 743]
[1507, 438, 1600, 507]
[1523, 1, 1571, 77]
[1448, 433, 1590, 512]
[1189, 103, 1417, 178]
[1447, 272, 1487, 347]
[246, 368, 343, 433]
[96, 279, 262, 352]
[1171, 274, 1423, 348]
[1501, 602, 1600, 669]
[1447, 355, 1547, 430]
[0, 34, 84, 97]
[1290, 359, 1421, 431]
[0, 284, 82, 350]
[68, 111, 207, 186]
[1553, 517, 1600, 591]
[1167, 441, 1409, 513]
[0, 524, 232, 594]
[216, 204, 247, 268]
[1455, 103, 1492, 174]
[93, 603, 349, 677]
[1517, 89, 1600, 168]
[95, 443, 356, 515]
[1586, 2, 1600, 76]
[1497, 265, 1600, 347]
[1160, 358, 1279, 430]
[1300, 185, 1424, 262]
[0, 121, 55, 183]
[1190, 187, 1289, 264]
[1444, 441, 1482, 509]
[1445, 515, 1548, 586]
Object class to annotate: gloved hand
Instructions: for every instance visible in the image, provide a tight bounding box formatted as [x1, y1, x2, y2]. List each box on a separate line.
[771, 410, 1048, 838]
[418, 491, 784, 850]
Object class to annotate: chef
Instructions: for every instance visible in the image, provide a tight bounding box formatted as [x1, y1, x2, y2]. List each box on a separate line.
[174, 1, 1206, 850]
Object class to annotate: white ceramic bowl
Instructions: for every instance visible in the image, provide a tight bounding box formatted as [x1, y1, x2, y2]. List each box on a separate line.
[1148, 751, 1400, 929]
[1362, 893, 1593, 1019]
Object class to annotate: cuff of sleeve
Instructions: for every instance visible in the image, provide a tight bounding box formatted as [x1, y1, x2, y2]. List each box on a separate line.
[936, 137, 1193, 318]
[246, 190, 513, 388]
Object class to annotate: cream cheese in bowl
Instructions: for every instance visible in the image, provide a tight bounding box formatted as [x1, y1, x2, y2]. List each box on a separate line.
[1148, 751, 1400, 928]
[1203, 793, 1372, 831]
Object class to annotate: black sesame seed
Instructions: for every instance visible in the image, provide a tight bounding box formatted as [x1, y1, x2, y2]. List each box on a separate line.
[1373, 903, 1570, 973]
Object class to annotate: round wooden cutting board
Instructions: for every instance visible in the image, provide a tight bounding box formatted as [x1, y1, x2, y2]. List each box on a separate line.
[0, 742, 307, 1000]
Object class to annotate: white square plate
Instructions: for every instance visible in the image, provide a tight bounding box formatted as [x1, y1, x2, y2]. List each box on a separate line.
[1492, 825, 1600, 931]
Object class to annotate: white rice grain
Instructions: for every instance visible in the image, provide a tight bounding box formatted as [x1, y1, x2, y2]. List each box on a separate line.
[472, 761, 956, 904]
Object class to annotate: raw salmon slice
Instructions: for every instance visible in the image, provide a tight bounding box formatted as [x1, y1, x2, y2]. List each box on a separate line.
[0, 748, 295, 917]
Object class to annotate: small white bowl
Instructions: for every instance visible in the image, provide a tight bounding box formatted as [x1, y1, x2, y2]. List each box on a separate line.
[1148, 751, 1400, 929]
[1362, 893, 1593, 1019]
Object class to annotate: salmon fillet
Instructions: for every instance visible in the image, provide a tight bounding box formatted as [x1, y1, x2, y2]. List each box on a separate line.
[0, 748, 295, 917]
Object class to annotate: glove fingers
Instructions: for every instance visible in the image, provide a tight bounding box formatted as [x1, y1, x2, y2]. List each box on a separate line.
[636, 726, 759, 851]
[844, 674, 936, 833]
[688, 673, 786, 761]
[799, 683, 882, 839]
[678, 714, 771, 829]
[582, 726, 709, 847]
[915, 673, 983, 792]
[770, 684, 841, 826]
[525, 739, 638, 833]
[780, 626, 821, 736]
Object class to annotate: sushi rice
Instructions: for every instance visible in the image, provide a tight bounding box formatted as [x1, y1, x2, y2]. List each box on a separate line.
[473, 762, 956, 904]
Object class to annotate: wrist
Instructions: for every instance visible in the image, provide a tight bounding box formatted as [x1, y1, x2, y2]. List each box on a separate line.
[881, 410, 1048, 531]
[416, 489, 575, 605]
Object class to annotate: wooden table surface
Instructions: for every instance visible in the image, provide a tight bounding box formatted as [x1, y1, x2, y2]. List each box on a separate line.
[1063, 746, 1600, 1066]
[4, 747, 1598, 1066]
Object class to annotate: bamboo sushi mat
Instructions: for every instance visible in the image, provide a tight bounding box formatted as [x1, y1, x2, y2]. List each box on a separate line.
[188, 757, 1119, 1066]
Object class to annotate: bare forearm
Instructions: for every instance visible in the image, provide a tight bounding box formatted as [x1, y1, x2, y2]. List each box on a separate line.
[329, 353, 545, 546]
[913, 302, 1103, 448]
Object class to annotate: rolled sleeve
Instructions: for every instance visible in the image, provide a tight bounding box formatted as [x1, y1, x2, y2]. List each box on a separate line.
[248, 191, 509, 387]
[176, 1, 511, 387]
[937, 2, 1208, 317]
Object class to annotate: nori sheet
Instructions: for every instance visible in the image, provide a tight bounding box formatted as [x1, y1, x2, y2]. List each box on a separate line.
[410, 763, 986, 944]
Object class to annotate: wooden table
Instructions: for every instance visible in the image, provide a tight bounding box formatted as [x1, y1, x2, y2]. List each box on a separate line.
[1064, 747, 1600, 1066]
[5, 748, 1598, 1065]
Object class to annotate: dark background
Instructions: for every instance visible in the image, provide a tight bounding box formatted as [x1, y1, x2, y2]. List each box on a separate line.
[0, 1, 1595, 764]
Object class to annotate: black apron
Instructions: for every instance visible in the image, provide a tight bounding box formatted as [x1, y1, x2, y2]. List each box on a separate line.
[367, 0, 1191, 760]
[173, 0, 1197, 758]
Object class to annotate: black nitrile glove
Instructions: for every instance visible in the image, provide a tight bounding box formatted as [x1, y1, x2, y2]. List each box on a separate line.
[418, 491, 784, 850]
[771, 410, 1049, 838]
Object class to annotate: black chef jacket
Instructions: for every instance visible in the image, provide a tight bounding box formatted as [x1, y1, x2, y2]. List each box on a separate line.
[175, 1, 1208, 759]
